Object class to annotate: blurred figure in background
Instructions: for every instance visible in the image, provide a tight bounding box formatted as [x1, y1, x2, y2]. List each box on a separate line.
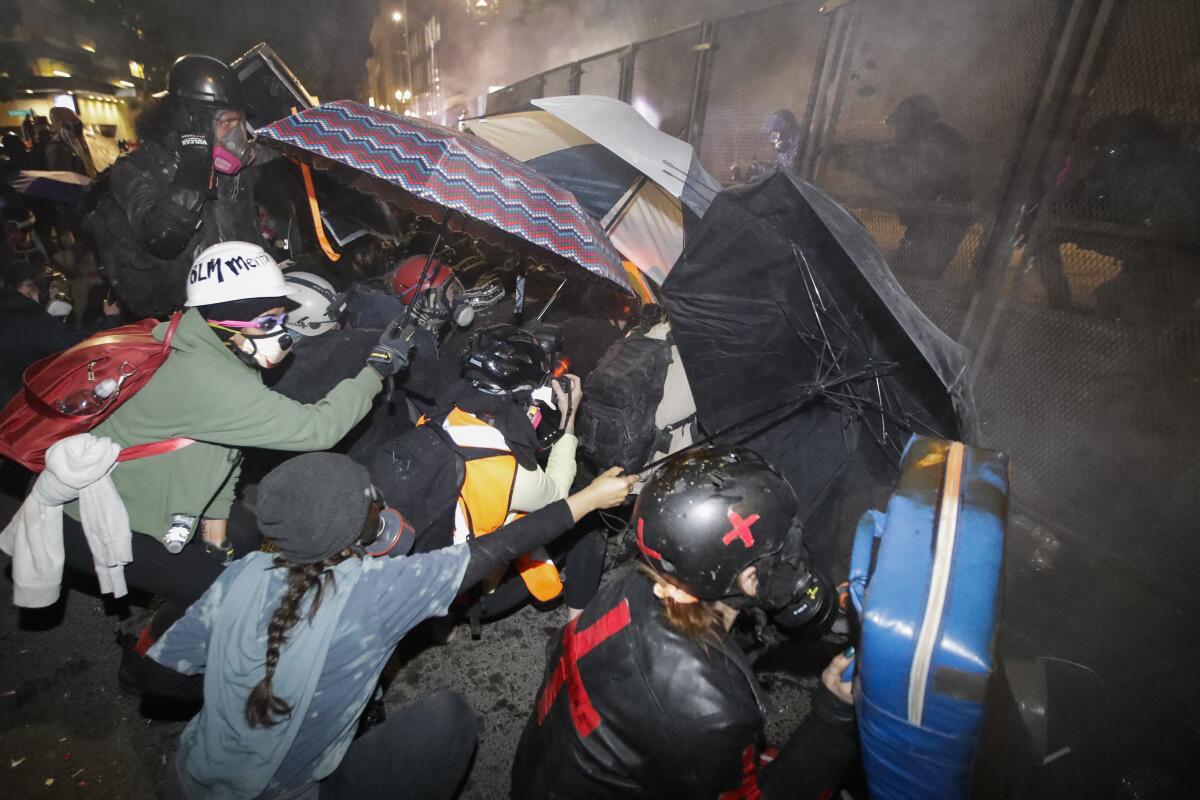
[45, 107, 97, 179]
[763, 108, 804, 173]
[0, 262, 84, 407]
[1027, 110, 1200, 317]
[834, 95, 974, 278]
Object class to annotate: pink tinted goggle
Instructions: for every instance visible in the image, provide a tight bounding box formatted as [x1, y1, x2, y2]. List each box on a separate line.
[211, 313, 287, 331]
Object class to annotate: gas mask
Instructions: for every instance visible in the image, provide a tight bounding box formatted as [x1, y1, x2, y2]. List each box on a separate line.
[743, 523, 836, 637]
[412, 287, 474, 336]
[451, 297, 475, 328]
[212, 112, 253, 175]
[358, 491, 416, 558]
[237, 328, 294, 369]
[45, 299, 74, 318]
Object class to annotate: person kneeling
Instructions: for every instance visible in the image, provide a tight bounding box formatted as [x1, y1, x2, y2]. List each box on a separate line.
[511, 447, 856, 799]
[148, 451, 634, 800]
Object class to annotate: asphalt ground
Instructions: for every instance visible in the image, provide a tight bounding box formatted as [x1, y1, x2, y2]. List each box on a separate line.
[0, 472, 825, 800]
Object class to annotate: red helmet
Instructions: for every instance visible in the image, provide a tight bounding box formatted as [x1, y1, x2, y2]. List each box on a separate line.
[390, 255, 456, 303]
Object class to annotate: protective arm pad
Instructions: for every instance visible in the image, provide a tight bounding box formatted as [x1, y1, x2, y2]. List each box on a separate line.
[459, 500, 574, 592]
[109, 146, 209, 259]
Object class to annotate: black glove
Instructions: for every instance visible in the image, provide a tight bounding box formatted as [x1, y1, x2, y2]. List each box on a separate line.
[173, 130, 213, 190]
[367, 320, 417, 378]
[410, 288, 449, 335]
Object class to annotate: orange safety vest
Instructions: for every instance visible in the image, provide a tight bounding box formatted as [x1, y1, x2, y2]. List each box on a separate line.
[422, 407, 564, 602]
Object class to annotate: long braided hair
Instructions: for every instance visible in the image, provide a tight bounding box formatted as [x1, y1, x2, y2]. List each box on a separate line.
[244, 547, 357, 728]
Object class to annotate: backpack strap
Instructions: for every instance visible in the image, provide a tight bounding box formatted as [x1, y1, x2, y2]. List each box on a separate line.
[161, 311, 183, 353]
[116, 437, 196, 463]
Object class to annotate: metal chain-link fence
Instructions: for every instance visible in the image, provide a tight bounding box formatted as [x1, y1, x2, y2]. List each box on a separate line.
[628, 25, 703, 139]
[698, 1, 829, 188]
[478, 0, 1200, 601]
[479, 0, 1199, 791]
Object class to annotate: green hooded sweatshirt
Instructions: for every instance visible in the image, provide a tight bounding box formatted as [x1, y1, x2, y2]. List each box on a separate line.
[65, 309, 382, 540]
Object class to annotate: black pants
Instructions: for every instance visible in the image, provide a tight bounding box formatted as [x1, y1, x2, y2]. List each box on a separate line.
[319, 690, 478, 800]
[60, 504, 261, 608]
[477, 526, 605, 619]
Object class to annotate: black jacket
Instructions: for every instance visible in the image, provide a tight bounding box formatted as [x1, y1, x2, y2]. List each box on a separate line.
[511, 569, 856, 799]
[512, 570, 766, 799]
[87, 140, 259, 318]
[0, 290, 84, 407]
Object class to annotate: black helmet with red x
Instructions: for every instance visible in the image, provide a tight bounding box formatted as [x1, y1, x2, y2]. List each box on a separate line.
[631, 446, 797, 600]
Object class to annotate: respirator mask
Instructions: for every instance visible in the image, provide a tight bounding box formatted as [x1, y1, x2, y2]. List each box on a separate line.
[413, 286, 473, 336]
[212, 314, 295, 369]
[742, 523, 837, 638]
[212, 111, 253, 175]
[237, 328, 293, 369]
[358, 488, 416, 558]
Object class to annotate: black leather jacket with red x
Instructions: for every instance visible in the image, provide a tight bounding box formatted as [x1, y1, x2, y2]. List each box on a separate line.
[510, 568, 856, 799]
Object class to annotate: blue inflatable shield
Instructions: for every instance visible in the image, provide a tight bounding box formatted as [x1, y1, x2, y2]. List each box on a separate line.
[850, 435, 1009, 799]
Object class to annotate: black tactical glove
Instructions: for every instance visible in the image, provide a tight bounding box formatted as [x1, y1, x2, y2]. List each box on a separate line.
[173, 130, 213, 190]
[367, 320, 417, 378]
[409, 288, 449, 335]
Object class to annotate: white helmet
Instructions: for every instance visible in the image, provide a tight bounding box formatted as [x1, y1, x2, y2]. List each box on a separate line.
[185, 241, 300, 307]
[283, 271, 344, 337]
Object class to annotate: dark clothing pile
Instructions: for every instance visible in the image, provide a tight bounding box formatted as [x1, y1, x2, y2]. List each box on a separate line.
[0, 289, 83, 408]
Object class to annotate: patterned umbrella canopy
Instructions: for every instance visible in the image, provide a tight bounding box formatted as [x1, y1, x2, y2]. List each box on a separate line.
[257, 100, 632, 294]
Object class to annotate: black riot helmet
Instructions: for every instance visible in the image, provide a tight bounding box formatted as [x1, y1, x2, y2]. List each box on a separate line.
[632, 446, 797, 600]
[461, 324, 550, 400]
[167, 54, 245, 111]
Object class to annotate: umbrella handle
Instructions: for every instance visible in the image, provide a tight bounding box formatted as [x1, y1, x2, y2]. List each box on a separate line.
[399, 209, 455, 329]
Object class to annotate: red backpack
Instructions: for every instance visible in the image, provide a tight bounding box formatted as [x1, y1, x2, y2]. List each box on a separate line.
[0, 313, 195, 472]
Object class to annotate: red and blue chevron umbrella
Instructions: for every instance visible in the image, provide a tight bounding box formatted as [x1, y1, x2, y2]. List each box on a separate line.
[256, 100, 632, 294]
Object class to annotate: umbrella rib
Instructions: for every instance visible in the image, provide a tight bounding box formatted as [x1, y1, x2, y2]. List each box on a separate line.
[792, 242, 829, 312]
[790, 244, 841, 374]
[661, 159, 718, 201]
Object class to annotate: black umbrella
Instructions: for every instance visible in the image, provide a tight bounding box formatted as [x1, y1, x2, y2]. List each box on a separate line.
[661, 170, 976, 534]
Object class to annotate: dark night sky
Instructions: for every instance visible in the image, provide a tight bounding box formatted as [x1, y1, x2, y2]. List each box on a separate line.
[132, 0, 786, 108]
[137, 0, 377, 101]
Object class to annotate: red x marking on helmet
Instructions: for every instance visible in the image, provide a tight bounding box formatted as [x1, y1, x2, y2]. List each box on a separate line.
[636, 518, 663, 560]
[722, 509, 760, 548]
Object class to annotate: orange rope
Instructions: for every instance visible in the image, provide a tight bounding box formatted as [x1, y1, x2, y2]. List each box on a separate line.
[299, 158, 341, 262]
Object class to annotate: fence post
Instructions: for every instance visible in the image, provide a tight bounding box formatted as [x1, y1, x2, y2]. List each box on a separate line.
[568, 62, 582, 95]
[957, 0, 1114, 361]
[686, 20, 717, 148]
[795, 6, 838, 179]
[800, 0, 862, 183]
[618, 45, 636, 103]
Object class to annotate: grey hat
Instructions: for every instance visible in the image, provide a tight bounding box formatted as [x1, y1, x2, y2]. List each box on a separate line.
[256, 453, 374, 563]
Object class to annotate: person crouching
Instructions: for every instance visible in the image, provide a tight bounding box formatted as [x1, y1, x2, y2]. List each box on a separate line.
[150, 451, 635, 799]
